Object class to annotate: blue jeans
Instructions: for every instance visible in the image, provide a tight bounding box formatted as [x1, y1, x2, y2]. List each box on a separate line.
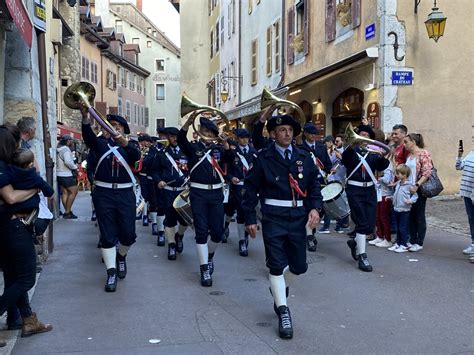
[464, 197, 474, 243]
[395, 211, 410, 247]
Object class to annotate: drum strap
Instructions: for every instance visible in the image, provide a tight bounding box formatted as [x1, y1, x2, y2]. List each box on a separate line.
[345, 152, 377, 185]
[95, 144, 138, 188]
[165, 152, 184, 177]
[236, 152, 250, 171]
[310, 152, 326, 179]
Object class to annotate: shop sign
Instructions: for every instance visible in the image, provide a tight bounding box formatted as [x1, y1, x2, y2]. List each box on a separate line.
[312, 113, 326, 141]
[5, 0, 33, 48]
[366, 102, 380, 129]
[33, 0, 46, 33]
[365, 23, 375, 40]
[392, 71, 413, 85]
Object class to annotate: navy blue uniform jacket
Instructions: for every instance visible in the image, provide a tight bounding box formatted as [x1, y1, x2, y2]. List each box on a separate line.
[150, 145, 189, 188]
[298, 140, 332, 174]
[342, 146, 389, 182]
[227, 145, 257, 182]
[242, 143, 323, 226]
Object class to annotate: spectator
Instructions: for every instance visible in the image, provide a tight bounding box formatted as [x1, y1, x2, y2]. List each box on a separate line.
[391, 124, 409, 165]
[0, 124, 53, 338]
[456, 143, 474, 257]
[388, 164, 418, 252]
[57, 135, 78, 219]
[16, 116, 37, 150]
[403, 133, 432, 252]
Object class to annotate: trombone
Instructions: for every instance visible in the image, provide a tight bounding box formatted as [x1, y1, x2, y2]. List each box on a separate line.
[180, 94, 230, 143]
[344, 123, 390, 154]
[64, 82, 119, 138]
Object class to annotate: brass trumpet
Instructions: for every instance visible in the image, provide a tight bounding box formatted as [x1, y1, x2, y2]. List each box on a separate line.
[64, 82, 119, 138]
[260, 87, 306, 128]
[180, 94, 230, 143]
[344, 123, 390, 154]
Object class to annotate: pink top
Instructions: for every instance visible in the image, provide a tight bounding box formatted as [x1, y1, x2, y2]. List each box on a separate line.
[412, 149, 433, 179]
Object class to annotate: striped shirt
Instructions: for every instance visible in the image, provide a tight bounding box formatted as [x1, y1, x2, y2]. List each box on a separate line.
[456, 150, 474, 199]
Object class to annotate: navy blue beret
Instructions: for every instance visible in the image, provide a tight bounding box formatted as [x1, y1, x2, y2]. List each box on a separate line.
[234, 128, 250, 138]
[303, 122, 318, 135]
[357, 124, 375, 139]
[163, 127, 180, 136]
[200, 117, 219, 135]
[267, 114, 301, 137]
[138, 134, 153, 143]
[106, 114, 130, 135]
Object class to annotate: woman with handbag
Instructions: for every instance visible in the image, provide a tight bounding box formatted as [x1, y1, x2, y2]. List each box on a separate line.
[403, 133, 433, 252]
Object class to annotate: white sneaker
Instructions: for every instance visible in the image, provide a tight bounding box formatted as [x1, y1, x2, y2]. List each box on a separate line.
[369, 237, 384, 245]
[462, 245, 474, 255]
[395, 245, 409, 253]
[407, 242, 413, 248]
[409, 244, 423, 252]
[376, 240, 392, 248]
[388, 244, 399, 251]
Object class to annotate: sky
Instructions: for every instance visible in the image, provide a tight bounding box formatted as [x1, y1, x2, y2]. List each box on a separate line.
[111, 0, 181, 47]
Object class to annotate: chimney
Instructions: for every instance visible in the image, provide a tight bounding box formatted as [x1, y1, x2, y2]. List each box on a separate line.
[137, 0, 142, 11]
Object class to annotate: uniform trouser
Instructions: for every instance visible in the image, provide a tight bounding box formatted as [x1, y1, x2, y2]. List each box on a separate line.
[92, 186, 137, 249]
[346, 185, 377, 235]
[163, 189, 188, 228]
[0, 219, 35, 319]
[228, 185, 245, 224]
[261, 206, 308, 276]
[189, 187, 224, 244]
[151, 184, 166, 215]
[139, 175, 151, 201]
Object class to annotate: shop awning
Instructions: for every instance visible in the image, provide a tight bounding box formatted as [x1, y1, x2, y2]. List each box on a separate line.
[5, 0, 33, 48]
[225, 87, 289, 120]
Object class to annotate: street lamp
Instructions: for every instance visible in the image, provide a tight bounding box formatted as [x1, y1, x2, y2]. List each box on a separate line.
[424, 1, 447, 42]
[220, 76, 242, 103]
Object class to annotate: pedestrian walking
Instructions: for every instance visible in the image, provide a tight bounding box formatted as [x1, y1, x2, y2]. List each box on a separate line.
[243, 114, 322, 339]
[57, 134, 78, 219]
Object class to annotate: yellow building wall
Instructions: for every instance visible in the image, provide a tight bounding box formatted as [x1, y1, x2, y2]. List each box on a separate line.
[100, 58, 118, 110]
[79, 37, 102, 101]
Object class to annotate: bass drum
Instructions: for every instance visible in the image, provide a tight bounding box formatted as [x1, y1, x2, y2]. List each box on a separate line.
[321, 182, 350, 220]
[173, 187, 193, 227]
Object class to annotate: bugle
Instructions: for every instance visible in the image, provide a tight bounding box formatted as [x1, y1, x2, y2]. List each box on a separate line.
[260, 87, 306, 128]
[344, 123, 390, 154]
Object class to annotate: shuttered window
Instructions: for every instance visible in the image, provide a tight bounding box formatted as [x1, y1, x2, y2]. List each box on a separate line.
[325, 0, 336, 42]
[251, 39, 258, 85]
[266, 27, 272, 76]
[274, 19, 280, 72]
[287, 6, 294, 65]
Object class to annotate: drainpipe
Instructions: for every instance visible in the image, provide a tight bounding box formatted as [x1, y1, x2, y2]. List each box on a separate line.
[278, 0, 285, 89]
[37, 31, 55, 253]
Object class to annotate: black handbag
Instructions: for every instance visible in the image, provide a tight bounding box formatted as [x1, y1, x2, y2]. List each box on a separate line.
[419, 162, 443, 198]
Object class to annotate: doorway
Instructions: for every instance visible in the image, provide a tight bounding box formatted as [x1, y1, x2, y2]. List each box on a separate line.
[331, 87, 364, 135]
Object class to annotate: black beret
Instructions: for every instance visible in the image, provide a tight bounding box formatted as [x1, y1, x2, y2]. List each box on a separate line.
[227, 139, 238, 147]
[357, 124, 375, 140]
[200, 117, 219, 135]
[303, 122, 318, 135]
[234, 128, 250, 138]
[106, 114, 130, 135]
[138, 134, 153, 143]
[163, 127, 180, 136]
[157, 127, 167, 134]
[267, 114, 301, 137]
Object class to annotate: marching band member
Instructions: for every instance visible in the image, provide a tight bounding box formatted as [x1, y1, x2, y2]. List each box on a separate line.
[225, 128, 257, 256]
[80, 109, 140, 292]
[137, 134, 153, 226]
[243, 115, 322, 339]
[298, 122, 331, 252]
[151, 127, 189, 260]
[177, 116, 233, 287]
[343, 125, 389, 272]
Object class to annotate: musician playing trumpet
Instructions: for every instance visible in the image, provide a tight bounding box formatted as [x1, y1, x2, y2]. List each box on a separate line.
[177, 115, 234, 287]
[343, 124, 389, 272]
[80, 108, 140, 292]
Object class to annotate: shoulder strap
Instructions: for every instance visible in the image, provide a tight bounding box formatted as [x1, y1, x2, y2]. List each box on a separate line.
[236, 152, 250, 171]
[95, 144, 137, 185]
[165, 151, 184, 177]
[357, 152, 378, 184]
[206, 154, 225, 184]
[189, 149, 212, 176]
[345, 152, 368, 182]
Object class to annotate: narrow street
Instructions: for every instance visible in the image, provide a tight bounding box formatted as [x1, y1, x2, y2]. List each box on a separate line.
[5, 192, 473, 354]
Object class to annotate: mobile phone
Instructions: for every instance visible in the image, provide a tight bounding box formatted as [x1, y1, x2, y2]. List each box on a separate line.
[459, 140, 464, 152]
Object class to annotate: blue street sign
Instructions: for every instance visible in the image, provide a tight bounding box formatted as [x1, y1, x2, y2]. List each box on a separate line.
[365, 24, 375, 40]
[392, 71, 413, 85]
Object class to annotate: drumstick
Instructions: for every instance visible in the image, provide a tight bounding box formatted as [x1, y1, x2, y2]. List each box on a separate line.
[166, 180, 176, 185]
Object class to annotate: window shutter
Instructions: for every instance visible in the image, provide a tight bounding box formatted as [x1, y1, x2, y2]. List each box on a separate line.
[325, 0, 336, 43]
[287, 6, 294, 65]
[145, 107, 149, 127]
[303, 0, 309, 56]
[352, 0, 361, 29]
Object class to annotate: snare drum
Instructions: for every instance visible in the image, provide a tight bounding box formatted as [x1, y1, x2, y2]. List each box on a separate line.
[320, 182, 350, 219]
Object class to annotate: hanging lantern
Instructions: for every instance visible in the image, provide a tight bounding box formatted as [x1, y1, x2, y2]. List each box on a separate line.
[424, 1, 447, 42]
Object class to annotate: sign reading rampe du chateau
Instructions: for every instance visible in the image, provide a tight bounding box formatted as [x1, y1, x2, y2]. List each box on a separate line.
[5, 0, 33, 48]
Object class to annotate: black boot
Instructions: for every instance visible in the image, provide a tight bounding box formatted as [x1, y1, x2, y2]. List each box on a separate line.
[347, 239, 358, 261]
[105, 268, 118, 292]
[222, 225, 229, 243]
[270, 287, 289, 316]
[142, 214, 149, 227]
[168, 243, 177, 260]
[152, 223, 158, 236]
[277, 306, 293, 339]
[157, 231, 165, 246]
[200, 264, 212, 287]
[239, 240, 248, 257]
[306, 235, 317, 252]
[358, 253, 373, 272]
[116, 254, 127, 279]
[175, 233, 184, 253]
[208, 253, 215, 275]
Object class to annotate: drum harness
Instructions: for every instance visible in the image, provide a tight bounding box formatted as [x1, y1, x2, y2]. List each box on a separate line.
[163, 150, 186, 192]
[345, 152, 381, 200]
[234, 151, 250, 186]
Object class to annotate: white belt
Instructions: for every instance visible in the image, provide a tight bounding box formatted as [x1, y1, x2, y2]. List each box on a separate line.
[147, 176, 153, 180]
[164, 186, 186, 192]
[95, 181, 134, 189]
[234, 181, 244, 186]
[347, 180, 374, 187]
[264, 199, 304, 207]
[139, 173, 146, 177]
[190, 182, 223, 190]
